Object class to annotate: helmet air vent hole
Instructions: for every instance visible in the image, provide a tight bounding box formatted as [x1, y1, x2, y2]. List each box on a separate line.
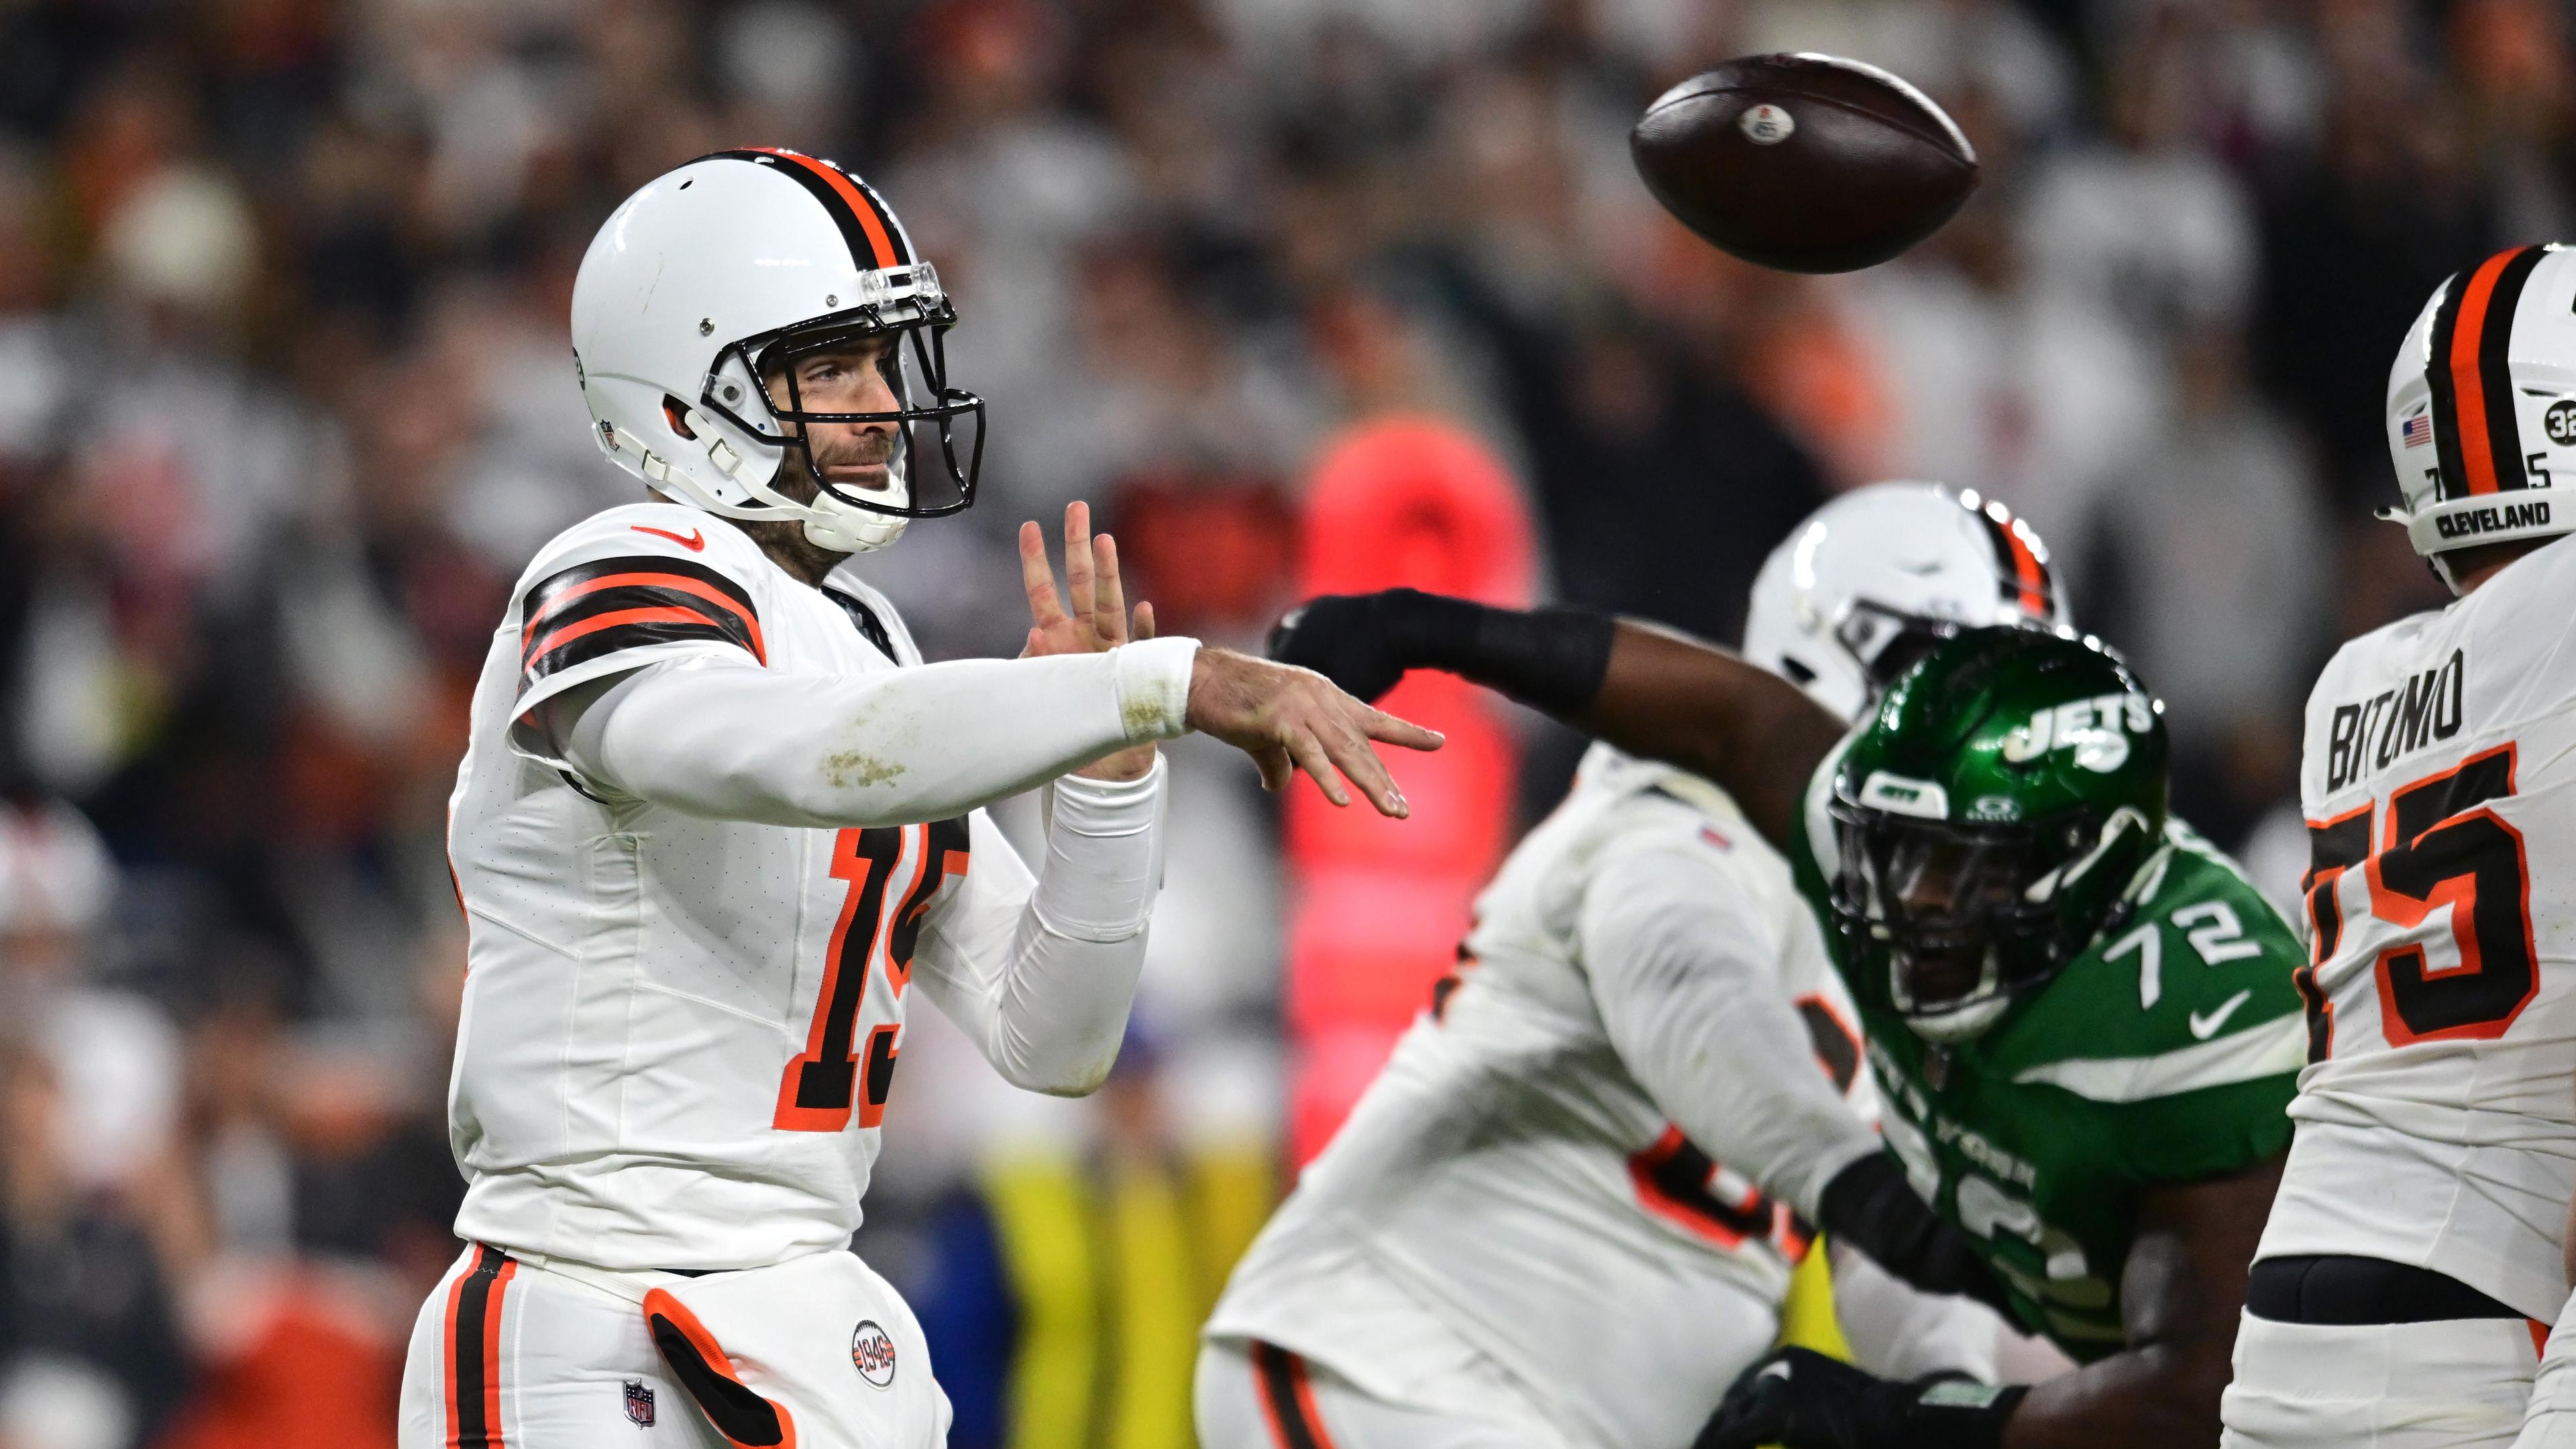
[662, 396, 698, 439]
[679, 178, 693, 189]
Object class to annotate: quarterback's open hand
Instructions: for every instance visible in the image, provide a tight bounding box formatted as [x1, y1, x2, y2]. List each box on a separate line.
[1020, 500, 1157, 782]
[1695, 1348, 2024, 1449]
[1265, 590, 1426, 704]
[1185, 649, 1442, 815]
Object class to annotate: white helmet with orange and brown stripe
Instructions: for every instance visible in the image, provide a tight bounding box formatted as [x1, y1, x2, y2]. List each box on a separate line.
[570, 148, 983, 555]
[1742, 482, 2072, 722]
[2385, 244, 2576, 592]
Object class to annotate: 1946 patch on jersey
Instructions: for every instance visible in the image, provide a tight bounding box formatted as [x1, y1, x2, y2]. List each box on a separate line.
[851, 1320, 897, 1388]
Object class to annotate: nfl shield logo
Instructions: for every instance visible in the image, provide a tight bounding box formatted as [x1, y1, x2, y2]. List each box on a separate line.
[623, 1380, 656, 1428]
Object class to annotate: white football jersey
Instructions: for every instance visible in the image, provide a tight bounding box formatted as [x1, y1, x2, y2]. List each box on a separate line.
[2259, 531, 2576, 1320]
[1208, 747, 1877, 1449]
[445, 501, 1046, 1273]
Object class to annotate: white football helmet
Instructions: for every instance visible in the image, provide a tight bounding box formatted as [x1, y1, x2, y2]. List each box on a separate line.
[1743, 482, 2072, 721]
[0, 798, 115, 936]
[570, 148, 983, 555]
[2384, 243, 2576, 592]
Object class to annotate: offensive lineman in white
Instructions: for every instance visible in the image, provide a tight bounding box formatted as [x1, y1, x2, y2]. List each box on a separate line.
[396, 148, 1439, 1449]
[1198, 486, 2054, 1449]
[2222, 243, 2576, 1449]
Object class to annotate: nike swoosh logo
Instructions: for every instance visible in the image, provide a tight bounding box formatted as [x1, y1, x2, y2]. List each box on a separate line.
[632, 525, 706, 551]
[2189, 989, 2253, 1040]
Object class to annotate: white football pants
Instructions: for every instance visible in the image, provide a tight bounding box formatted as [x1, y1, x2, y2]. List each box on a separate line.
[1193, 1338, 1578, 1449]
[398, 1243, 951, 1449]
[2220, 1310, 2541, 1449]
[2515, 1291, 2576, 1448]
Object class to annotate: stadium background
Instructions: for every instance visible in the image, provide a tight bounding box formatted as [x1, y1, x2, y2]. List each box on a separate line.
[0, 0, 2547, 1443]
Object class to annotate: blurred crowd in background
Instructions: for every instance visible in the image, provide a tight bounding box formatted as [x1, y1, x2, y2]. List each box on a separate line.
[0, 0, 2559, 1443]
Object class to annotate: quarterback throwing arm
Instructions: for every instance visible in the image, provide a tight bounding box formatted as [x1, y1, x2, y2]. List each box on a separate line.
[1273, 597, 2303, 1449]
[411, 145, 1445, 1449]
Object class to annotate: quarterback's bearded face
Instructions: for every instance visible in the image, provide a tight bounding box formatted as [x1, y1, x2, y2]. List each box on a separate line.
[764, 339, 902, 502]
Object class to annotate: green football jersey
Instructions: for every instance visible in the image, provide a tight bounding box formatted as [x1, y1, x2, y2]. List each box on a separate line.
[1790, 763, 2303, 1360]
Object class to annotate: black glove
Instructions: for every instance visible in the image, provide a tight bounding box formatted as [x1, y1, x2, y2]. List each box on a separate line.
[1695, 1348, 2026, 1449]
[1267, 589, 1616, 714]
[1818, 1152, 2017, 1319]
[1267, 592, 1426, 703]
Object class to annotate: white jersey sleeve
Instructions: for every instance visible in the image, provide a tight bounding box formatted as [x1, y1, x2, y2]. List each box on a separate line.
[1578, 824, 1881, 1218]
[504, 503, 775, 765]
[559, 643, 1195, 828]
[908, 765, 1167, 1095]
[516, 504, 1198, 824]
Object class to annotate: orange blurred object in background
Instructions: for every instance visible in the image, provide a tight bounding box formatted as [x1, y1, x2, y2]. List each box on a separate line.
[1282, 417, 1536, 1165]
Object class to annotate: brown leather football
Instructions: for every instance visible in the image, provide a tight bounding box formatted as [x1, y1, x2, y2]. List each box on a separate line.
[1631, 53, 1979, 274]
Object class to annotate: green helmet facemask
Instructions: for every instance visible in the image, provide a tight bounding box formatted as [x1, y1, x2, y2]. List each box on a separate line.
[1828, 627, 2169, 1042]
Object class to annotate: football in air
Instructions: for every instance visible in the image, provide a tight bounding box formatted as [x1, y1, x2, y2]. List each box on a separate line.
[1630, 52, 1979, 274]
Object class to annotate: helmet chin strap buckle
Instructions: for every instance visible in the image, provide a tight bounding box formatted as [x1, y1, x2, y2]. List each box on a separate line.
[801, 492, 906, 553]
[638, 406, 911, 557]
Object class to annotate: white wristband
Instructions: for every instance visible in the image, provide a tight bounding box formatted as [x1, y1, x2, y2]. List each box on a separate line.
[1112, 637, 1201, 743]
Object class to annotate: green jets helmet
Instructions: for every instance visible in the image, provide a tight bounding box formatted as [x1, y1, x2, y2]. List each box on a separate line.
[1829, 627, 2169, 1042]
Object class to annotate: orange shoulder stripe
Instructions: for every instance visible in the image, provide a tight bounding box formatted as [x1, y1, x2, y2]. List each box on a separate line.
[523, 571, 765, 660]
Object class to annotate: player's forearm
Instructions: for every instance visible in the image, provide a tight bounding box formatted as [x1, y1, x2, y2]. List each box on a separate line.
[1584, 851, 1880, 1216]
[1584, 622, 1845, 850]
[942, 767, 1165, 1095]
[2002, 1166, 2268, 1449]
[1997, 1341, 2229, 1449]
[584, 640, 1198, 827]
[1664, 991, 1882, 1218]
[1309, 594, 1841, 847]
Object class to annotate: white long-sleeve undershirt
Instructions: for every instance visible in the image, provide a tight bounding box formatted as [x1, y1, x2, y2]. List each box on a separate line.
[543, 641, 1194, 1096]
[547, 637, 1197, 828]
[910, 765, 1167, 1095]
[1578, 836, 1884, 1220]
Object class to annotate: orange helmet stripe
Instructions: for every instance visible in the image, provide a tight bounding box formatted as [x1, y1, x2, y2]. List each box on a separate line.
[2001, 520, 2047, 616]
[2446, 250, 2516, 496]
[2429, 246, 2548, 500]
[750, 148, 900, 269]
[708, 148, 909, 272]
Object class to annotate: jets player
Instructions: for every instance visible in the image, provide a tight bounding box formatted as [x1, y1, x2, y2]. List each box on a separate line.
[1271, 593, 2306, 1449]
[2226, 244, 2576, 1449]
[1199, 485, 2049, 1449]
[396, 149, 1438, 1449]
